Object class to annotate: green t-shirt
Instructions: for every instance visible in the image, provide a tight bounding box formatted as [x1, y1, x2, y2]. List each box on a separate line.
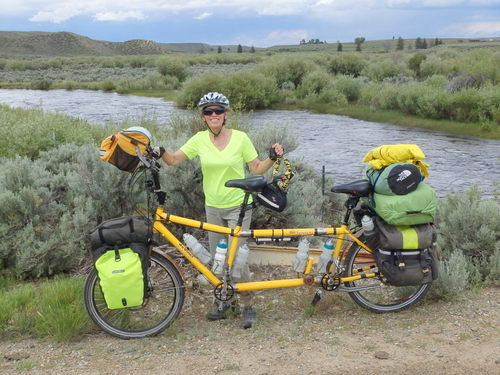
[180, 129, 258, 208]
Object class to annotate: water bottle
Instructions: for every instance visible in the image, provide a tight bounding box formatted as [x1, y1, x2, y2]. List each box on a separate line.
[293, 237, 310, 273]
[212, 239, 228, 275]
[183, 233, 212, 265]
[232, 243, 250, 279]
[317, 239, 334, 274]
[361, 215, 378, 249]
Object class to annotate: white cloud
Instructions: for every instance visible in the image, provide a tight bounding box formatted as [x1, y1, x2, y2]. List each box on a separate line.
[264, 29, 309, 46]
[461, 21, 500, 34]
[195, 12, 213, 20]
[29, 7, 81, 23]
[10, 0, 500, 24]
[94, 10, 145, 21]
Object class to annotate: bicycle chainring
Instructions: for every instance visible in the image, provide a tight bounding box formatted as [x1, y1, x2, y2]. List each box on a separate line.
[214, 283, 235, 301]
[320, 274, 340, 291]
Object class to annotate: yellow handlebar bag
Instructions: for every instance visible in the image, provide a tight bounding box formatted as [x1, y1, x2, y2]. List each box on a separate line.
[99, 126, 152, 173]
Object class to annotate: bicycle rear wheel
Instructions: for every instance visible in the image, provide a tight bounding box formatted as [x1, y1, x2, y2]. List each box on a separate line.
[84, 251, 185, 339]
[343, 243, 431, 313]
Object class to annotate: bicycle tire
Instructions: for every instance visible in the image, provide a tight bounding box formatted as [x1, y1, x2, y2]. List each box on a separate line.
[343, 243, 431, 313]
[84, 251, 185, 339]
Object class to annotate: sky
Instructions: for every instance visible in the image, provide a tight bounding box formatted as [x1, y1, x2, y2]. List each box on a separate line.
[1, 1, 500, 47]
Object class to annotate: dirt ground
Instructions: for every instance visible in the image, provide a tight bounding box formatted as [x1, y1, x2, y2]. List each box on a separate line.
[1, 282, 498, 375]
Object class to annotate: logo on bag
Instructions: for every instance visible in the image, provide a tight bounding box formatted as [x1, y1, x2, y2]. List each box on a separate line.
[396, 170, 412, 182]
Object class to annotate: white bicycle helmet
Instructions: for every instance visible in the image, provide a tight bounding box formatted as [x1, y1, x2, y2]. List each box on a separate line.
[197, 92, 230, 109]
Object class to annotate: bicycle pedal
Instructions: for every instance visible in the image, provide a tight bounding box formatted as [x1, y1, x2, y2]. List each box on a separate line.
[311, 290, 323, 306]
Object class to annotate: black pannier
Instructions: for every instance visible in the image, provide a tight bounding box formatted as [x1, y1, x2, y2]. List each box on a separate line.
[375, 248, 438, 286]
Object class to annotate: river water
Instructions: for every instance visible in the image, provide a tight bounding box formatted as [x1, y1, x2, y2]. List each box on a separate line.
[1, 89, 499, 197]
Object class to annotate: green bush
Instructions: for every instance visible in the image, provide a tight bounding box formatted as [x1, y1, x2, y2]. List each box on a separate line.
[296, 71, 332, 99]
[332, 75, 364, 103]
[361, 60, 410, 82]
[178, 71, 277, 110]
[156, 57, 188, 81]
[437, 185, 500, 281]
[0, 105, 116, 159]
[256, 55, 315, 87]
[327, 54, 365, 77]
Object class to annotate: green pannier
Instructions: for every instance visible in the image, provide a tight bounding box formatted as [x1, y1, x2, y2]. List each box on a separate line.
[370, 182, 437, 225]
[94, 246, 146, 309]
[89, 216, 151, 310]
[367, 162, 423, 196]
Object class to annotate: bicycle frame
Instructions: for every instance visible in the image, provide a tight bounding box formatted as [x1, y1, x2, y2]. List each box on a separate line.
[152, 205, 376, 292]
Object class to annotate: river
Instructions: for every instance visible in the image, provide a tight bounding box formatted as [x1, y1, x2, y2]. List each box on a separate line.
[1, 89, 498, 197]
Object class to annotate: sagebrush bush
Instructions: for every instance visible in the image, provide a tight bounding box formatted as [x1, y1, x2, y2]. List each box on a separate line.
[0, 144, 145, 278]
[429, 250, 470, 300]
[437, 185, 500, 281]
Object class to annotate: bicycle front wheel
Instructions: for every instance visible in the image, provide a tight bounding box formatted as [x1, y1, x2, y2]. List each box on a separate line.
[84, 251, 185, 339]
[343, 243, 431, 313]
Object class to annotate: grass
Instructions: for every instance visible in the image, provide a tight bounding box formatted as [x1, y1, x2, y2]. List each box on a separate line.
[0, 274, 91, 342]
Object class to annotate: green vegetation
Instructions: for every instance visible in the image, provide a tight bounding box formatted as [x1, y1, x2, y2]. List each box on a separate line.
[0, 34, 498, 340]
[0, 274, 90, 341]
[1, 39, 498, 139]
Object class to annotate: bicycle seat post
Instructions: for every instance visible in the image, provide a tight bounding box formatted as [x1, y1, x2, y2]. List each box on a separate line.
[236, 191, 252, 227]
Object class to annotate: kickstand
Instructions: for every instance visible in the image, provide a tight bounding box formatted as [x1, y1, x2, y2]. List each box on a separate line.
[311, 288, 324, 306]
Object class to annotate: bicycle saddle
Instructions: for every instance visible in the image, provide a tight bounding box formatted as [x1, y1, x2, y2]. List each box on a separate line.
[331, 179, 371, 197]
[225, 175, 267, 192]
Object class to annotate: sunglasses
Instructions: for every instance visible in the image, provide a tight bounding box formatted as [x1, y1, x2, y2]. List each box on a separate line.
[202, 107, 225, 116]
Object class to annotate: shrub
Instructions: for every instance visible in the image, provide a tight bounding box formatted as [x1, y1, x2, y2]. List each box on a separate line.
[362, 60, 410, 82]
[0, 105, 116, 159]
[30, 80, 52, 90]
[296, 71, 333, 99]
[437, 185, 500, 281]
[0, 144, 145, 278]
[429, 250, 470, 300]
[332, 75, 364, 103]
[156, 57, 188, 81]
[327, 54, 365, 77]
[256, 55, 314, 87]
[177, 71, 277, 110]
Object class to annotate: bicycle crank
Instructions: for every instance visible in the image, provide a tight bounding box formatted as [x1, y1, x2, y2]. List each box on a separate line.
[320, 274, 340, 291]
[214, 282, 235, 301]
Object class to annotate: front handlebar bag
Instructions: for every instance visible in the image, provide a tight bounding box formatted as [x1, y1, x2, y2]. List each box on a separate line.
[99, 126, 152, 173]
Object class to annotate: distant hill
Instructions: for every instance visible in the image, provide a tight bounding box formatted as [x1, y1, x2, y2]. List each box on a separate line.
[0, 31, 174, 57]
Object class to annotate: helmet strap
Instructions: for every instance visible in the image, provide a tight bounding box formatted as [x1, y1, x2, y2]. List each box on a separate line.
[206, 119, 225, 137]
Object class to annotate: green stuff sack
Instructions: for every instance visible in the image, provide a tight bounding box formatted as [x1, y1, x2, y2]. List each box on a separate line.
[371, 182, 437, 225]
[95, 247, 146, 309]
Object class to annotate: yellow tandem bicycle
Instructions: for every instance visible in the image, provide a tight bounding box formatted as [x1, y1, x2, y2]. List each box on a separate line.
[84, 150, 432, 339]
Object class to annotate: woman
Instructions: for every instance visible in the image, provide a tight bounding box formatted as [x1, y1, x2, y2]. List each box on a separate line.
[156, 92, 284, 328]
